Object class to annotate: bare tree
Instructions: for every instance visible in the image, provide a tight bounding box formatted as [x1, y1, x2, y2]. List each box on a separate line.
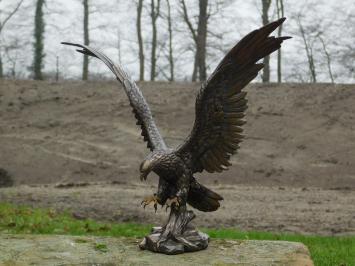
[0, 0, 24, 78]
[82, 0, 90, 80]
[33, 0, 45, 80]
[165, 0, 174, 81]
[180, 0, 198, 81]
[150, 0, 161, 81]
[261, 0, 271, 83]
[136, 0, 145, 81]
[341, 45, 355, 80]
[180, 0, 208, 82]
[339, 12, 355, 80]
[297, 15, 317, 83]
[117, 30, 122, 65]
[4, 39, 20, 78]
[196, 0, 208, 81]
[318, 35, 334, 83]
[55, 55, 59, 82]
[276, 0, 284, 83]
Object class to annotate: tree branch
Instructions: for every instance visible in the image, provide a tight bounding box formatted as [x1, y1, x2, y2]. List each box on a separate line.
[0, 0, 24, 33]
[179, 0, 197, 43]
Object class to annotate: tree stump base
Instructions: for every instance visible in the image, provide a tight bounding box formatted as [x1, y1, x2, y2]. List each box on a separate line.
[139, 225, 209, 255]
[139, 207, 209, 254]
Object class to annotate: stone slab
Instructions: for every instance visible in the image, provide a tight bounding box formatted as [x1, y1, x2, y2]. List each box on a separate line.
[0, 234, 313, 266]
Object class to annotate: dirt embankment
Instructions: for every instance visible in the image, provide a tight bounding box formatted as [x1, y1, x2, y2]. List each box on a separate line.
[0, 80, 354, 188]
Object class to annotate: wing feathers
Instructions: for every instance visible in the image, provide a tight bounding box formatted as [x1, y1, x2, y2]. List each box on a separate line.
[62, 42, 167, 151]
[177, 18, 290, 174]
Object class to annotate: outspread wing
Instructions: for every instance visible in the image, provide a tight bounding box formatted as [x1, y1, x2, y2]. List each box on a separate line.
[62, 42, 167, 151]
[176, 18, 290, 174]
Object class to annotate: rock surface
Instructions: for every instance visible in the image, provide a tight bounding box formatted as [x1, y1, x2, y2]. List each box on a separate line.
[0, 234, 313, 265]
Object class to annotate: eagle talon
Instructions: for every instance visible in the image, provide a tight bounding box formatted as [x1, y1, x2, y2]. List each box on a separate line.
[141, 194, 159, 212]
[165, 196, 181, 211]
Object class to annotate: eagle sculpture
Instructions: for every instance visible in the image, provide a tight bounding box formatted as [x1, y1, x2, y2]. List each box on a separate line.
[62, 17, 290, 254]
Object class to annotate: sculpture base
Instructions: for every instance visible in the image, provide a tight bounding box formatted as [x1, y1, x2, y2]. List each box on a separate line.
[139, 206, 208, 254]
[139, 226, 209, 255]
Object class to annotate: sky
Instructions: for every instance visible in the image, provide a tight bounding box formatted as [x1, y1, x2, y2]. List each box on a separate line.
[0, 0, 354, 83]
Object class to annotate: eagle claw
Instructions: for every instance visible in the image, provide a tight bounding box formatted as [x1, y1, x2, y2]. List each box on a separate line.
[164, 196, 181, 211]
[141, 194, 159, 212]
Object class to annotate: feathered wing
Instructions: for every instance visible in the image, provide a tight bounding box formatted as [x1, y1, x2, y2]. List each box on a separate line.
[176, 18, 291, 174]
[62, 42, 167, 151]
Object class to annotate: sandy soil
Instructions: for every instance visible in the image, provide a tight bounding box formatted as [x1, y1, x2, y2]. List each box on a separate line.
[0, 80, 354, 235]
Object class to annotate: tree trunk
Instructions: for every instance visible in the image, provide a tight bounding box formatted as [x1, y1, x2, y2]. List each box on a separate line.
[82, 0, 89, 81]
[319, 36, 334, 84]
[137, 0, 145, 81]
[10, 58, 16, 78]
[261, 0, 271, 83]
[166, 0, 174, 81]
[192, 53, 198, 82]
[0, 54, 3, 78]
[196, 0, 208, 81]
[276, 0, 284, 83]
[298, 17, 316, 83]
[180, 0, 208, 82]
[33, 0, 45, 80]
[117, 30, 122, 64]
[180, 0, 197, 81]
[55, 55, 59, 82]
[150, 0, 160, 81]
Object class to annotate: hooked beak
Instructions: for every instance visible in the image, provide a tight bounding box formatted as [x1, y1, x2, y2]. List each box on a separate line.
[140, 160, 153, 181]
[140, 171, 150, 181]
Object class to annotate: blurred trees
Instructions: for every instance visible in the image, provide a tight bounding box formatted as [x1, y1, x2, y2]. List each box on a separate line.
[180, 0, 208, 81]
[82, 0, 89, 80]
[4, 38, 22, 78]
[136, 0, 144, 81]
[276, 0, 284, 83]
[150, 0, 160, 81]
[195, 0, 208, 81]
[340, 13, 355, 80]
[318, 35, 334, 84]
[261, 0, 271, 83]
[33, 0, 45, 80]
[136, 0, 145, 81]
[0, 0, 353, 83]
[296, 15, 317, 83]
[165, 0, 174, 81]
[0, 0, 24, 78]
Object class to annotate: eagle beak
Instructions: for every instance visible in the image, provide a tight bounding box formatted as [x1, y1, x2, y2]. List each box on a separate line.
[140, 160, 153, 181]
[140, 171, 149, 181]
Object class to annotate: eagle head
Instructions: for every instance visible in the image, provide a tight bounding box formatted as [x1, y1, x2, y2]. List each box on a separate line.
[139, 150, 166, 181]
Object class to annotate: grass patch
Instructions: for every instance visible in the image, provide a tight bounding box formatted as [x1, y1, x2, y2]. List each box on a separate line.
[0, 203, 354, 266]
[0, 203, 150, 237]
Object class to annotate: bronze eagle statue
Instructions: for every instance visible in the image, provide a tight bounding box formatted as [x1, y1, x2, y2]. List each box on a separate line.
[62, 17, 290, 254]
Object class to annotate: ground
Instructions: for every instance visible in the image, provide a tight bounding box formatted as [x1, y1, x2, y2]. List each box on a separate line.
[0, 80, 354, 236]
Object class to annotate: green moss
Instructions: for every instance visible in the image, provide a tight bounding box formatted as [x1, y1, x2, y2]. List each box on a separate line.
[94, 243, 108, 253]
[74, 238, 89, 243]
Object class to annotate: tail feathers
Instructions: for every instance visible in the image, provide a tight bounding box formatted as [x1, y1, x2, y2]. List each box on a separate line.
[187, 182, 223, 212]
